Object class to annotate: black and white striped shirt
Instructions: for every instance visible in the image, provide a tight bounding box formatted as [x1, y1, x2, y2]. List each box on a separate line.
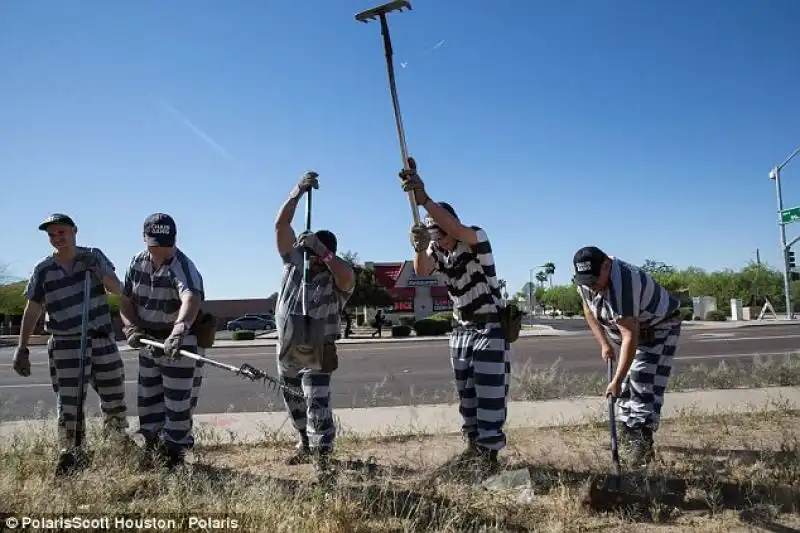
[577, 256, 680, 344]
[427, 226, 504, 324]
[275, 247, 354, 359]
[24, 247, 116, 336]
[122, 249, 205, 331]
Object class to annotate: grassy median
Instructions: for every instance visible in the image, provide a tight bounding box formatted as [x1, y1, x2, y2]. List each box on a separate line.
[0, 400, 798, 532]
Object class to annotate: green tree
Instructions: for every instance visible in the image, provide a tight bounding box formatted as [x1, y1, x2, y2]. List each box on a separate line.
[340, 250, 393, 309]
[535, 271, 548, 287]
[543, 262, 556, 288]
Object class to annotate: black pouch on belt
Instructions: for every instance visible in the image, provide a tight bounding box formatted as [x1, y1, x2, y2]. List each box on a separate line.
[500, 303, 523, 343]
[193, 311, 217, 349]
[321, 342, 339, 373]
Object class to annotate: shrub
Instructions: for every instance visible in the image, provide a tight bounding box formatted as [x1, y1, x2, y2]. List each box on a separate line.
[428, 311, 453, 322]
[413, 318, 451, 336]
[399, 316, 416, 327]
[232, 329, 256, 341]
[705, 310, 728, 321]
[391, 325, 411, 337]
[679, 307, 694, 321]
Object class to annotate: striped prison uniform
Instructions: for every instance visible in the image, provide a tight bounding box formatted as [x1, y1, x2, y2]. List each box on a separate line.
[122, 249, 205, 452]
[275, 246, 353, 451]
[427, 226, 510, 451]
[24, 247, 127, 449]
[578, 257, 682, 432]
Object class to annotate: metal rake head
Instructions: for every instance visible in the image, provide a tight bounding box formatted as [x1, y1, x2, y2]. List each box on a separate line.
[237, 363, 305, 400]
[355, 0, 411, 22]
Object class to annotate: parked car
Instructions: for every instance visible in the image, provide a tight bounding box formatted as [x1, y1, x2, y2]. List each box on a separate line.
[226, 315, 275, 331]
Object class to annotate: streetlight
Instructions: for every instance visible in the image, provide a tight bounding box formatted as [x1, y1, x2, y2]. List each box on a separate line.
[528, 264, 547, 321]
[769, 146, 800, 319]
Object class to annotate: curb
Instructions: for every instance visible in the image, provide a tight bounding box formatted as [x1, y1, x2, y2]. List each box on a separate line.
[1, 386, 796, 444]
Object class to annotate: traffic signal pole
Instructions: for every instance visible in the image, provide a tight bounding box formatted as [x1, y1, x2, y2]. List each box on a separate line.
[770, 146, 800, 319]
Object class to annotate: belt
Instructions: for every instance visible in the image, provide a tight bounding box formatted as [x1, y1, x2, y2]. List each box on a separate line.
[458, 312, 501, 325]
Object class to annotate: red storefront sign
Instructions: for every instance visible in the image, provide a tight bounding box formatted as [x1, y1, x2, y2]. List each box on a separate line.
[430, 286, 452, 311]
[390, 287, 415, 312]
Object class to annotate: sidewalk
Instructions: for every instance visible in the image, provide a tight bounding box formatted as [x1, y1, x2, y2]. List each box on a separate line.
[1, 386, 797, 444]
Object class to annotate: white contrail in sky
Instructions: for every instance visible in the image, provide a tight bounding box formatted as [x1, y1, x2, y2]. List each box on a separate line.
[400, 39, 445, 68]
[155, 97, 232, 161]
[425, 39, 445, 54]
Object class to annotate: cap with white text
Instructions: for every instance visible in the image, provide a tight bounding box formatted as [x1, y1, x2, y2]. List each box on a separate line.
[573, 246, 608, 287]
[143, 213, 176, 247]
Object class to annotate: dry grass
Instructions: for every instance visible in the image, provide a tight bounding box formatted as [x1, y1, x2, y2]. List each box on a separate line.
[512, 353, 800, 402]
[1, 404, 798, 532]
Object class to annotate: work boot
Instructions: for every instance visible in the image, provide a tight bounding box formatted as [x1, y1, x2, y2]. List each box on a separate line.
[620, 425, 655, 468]
[286, 433, 312, 465]
[314, 448, 336, 485]
[474, 446, 500, 474]
[137, 439, 168, 471]
[163, 448, 186, 471]
[55, 448, 89, 477]
[455, 434, 480, 462]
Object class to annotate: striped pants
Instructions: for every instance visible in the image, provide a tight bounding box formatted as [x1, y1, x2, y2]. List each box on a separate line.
[617, 321, 681, 432]
[449, 323, 511, 451]
[47, 334, 127, 449]
[277, 357, 335, 451]
[137, 334, 204, 452]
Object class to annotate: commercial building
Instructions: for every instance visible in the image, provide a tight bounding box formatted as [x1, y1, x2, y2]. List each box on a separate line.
[366, 260, 452, 323]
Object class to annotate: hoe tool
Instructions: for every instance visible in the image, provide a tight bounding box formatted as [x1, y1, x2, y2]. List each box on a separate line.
[355, 0, 420, 225]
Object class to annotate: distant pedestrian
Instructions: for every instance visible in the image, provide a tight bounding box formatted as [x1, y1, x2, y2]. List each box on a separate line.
[13, 213, 130, 476]
[119, 213, 208, 471]
[400, 160, 511, 474]
[572, 246, 682, 467]
[371, 310, 384, 337]
[274, 171, 355, 481]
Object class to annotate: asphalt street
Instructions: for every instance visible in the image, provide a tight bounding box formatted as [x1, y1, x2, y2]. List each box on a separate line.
[0, 324, 798, 423]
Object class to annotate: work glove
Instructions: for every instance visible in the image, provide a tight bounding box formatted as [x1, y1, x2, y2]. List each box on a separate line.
[123, 325, 146, 349]
[399, 157, 430, 206]
[74, 249, 103, 281]
[290, 171, 319, 200]
[12, 346, 31, 377]
[409, 223, 430, 252]
[297, 231, 331, 258]
[163, 322, 187, 359]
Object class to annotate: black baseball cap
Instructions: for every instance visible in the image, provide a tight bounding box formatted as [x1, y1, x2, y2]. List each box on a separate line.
[39, 213, 76, 231]
[573, 246, 609, 287]
[143, 213, 177, 246]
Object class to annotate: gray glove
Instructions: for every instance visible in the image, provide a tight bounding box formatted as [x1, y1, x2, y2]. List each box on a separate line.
[297, 231, 330, 258]
[123, 325, 146, 349]
[290, 171, 319, 200]
[409, 223, 430, 252]
[163, 322, 187, 359]
[74, 249, 103, 280]
[399, 157, 430, 206]
[13, 346, 31, 377]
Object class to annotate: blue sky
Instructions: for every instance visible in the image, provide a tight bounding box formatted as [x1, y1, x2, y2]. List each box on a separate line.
[2, 0, 799, 299]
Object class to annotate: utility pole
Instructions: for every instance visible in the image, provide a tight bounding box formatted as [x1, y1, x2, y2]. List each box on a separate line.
[770, 146, 800, 319]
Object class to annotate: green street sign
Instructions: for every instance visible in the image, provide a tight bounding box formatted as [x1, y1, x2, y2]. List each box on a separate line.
[781, 206, 800, 224]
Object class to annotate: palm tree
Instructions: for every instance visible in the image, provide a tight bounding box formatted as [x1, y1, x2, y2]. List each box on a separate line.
[535, 271, 548, 287]
[543, 262, 556, 288]
[498, 278, 508, 302]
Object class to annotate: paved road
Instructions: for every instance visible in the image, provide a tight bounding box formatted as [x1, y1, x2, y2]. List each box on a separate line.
[0, 325, 798, 423]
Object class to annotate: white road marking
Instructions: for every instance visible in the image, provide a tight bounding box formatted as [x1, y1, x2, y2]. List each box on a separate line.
[692, 333, 736, 339]
[0, 380, 138, 390]
[695, 334, 800, 343]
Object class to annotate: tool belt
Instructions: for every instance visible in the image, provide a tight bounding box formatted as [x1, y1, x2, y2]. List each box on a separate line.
[459, 306, 523, 344]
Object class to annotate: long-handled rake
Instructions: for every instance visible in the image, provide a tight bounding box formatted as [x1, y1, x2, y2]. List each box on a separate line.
[74, 270, 92, 451]
[355, 0, 420, 226]
[139, 338, 305, 400]
[302, 186, 313, 345]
